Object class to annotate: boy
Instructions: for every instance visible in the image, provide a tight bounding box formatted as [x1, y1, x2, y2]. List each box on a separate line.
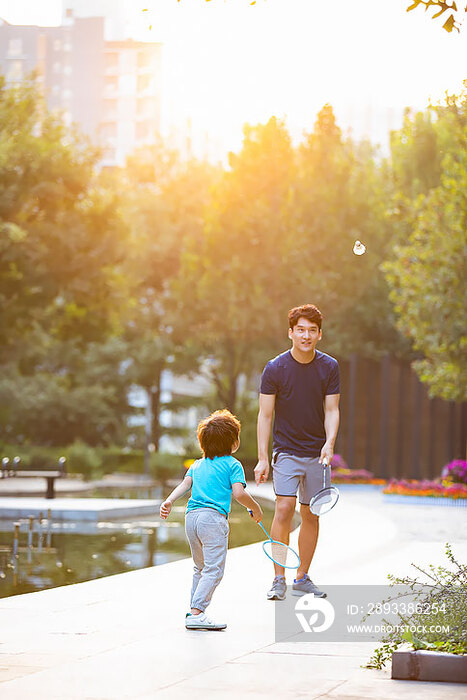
[160, 409, 263, 630]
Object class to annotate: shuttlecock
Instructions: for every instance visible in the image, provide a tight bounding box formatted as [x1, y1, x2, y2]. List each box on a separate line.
[353, 240, 366, 255]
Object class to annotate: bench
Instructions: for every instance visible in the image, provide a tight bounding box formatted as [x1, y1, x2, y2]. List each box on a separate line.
[1, 457, 67, 499]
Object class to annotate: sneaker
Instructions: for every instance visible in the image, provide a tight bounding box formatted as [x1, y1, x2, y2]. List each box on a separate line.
[292, 574, 326, 598]
[185, 612, 227, 630]
[267, 575, 287, 601]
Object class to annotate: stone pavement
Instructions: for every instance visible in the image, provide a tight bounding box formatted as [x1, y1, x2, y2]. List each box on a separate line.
[0, 484, 466, 699]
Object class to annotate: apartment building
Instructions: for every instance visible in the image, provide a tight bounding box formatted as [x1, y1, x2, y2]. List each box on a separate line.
[0, 12, 162, 167]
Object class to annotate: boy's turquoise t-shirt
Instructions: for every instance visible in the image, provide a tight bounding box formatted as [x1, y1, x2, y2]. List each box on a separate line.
[186, 455, 246, 517]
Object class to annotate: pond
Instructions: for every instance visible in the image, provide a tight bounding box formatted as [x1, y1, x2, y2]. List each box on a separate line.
[0, 496, 281, 599]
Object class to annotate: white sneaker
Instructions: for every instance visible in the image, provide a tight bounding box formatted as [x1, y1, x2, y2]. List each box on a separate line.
[185, 612, 227, 630]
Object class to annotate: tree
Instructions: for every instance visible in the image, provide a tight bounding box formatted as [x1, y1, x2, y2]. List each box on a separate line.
[118, 145, 218, 453]
[294, 105, 410, 359]
[384, 91, 467, 400]
[406, 0, 465, 33]
[172, 1, 466, 33]
[174, 117, 300, 413]
[0, 78, 129, 357]
[0, 79, 131, 446]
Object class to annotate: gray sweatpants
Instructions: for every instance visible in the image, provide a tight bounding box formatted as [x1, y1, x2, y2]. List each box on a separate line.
[185, 507, 229, 613]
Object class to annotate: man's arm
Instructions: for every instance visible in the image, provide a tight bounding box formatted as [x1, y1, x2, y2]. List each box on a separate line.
[320, 393, 340, 464]
[254, 393, 275, 485]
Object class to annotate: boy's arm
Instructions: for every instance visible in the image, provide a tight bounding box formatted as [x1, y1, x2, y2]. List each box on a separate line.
[232, 482, 263, 522]
[160, 475, 192, 519]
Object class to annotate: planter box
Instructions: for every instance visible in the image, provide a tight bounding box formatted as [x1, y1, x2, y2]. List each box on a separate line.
[392, 646, 467, 683]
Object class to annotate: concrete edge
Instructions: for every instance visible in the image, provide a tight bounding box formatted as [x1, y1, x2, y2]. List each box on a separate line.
[392, 646, 467, 683]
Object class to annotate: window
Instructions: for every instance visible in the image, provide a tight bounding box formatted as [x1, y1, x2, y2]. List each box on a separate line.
[137, 74, 151, 93]
[53, 39, 61, 51]
[136, 121, 150, 140]
[102, 147, 116, 162]
[103, 99, 118, 117]
[105, 76, 118, 93]
[99, 122, 117, 139]
[137, 98, 150, 116]
[7, 60, 23, 81]
[7, 39, 22, 57]
[52, 61, 62, 74]
[105, 52, 119, 70]
[137, 51, 150, 69]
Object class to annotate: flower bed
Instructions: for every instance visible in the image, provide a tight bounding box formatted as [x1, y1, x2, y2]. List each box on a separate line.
[331, 467, 386, 485]
[384, 478, 467, 499]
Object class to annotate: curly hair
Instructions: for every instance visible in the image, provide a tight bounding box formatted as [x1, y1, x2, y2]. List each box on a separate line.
[197, 409, 241, 459]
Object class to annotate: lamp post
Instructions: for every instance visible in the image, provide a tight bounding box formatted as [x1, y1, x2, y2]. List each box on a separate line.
[58, 456, 67, 475]
[1, 457, 9, 478]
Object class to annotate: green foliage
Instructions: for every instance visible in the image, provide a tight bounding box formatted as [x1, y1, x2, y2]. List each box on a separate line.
[0, 79, 132, 446]
[118, 146, 218, 449]
[149, 451, 185, 482]
[384, 89, 467, 400]
[98, 447, 145, 474]
[365, 543, 467, 669]
[0, 338, 130, 446]
[1, 72, 464, 447]
[66, 441, 102, 479]
[0, 78, 129, 355]
[294, 107, 409, 359]
[174, 116, 300, 411]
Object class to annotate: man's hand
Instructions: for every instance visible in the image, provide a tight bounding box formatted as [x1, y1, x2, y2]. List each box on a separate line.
[319, 443, 334, 465]
[254, 459, 270, 485]
[160, 499, 172, 519]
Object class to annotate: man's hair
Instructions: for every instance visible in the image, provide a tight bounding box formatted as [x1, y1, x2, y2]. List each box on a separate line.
[197, 409, 241, 459]
[288, 304, 323, 331]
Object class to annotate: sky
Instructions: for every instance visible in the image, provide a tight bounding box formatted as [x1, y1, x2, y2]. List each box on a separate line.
[0, 0, 466, 160]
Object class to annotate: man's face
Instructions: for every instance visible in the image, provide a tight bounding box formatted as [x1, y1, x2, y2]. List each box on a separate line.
[288, 317, 322, 353]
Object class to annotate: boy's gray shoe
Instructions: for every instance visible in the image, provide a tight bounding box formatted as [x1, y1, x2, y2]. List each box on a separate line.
[267, 575, 287, 601]
[292, 574, 326, 598]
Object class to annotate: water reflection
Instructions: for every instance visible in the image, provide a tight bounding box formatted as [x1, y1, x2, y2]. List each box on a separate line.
[0, 499, 280, 599]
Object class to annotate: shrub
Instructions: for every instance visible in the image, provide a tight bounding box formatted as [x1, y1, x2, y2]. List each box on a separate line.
[26, 447, 63, 470]
[65, 441, 102, 479]
[365, 543, 467, 669]
[441, 459, 467, 485]
[99, 447, 145, 474]
[150, 452, 184, 482]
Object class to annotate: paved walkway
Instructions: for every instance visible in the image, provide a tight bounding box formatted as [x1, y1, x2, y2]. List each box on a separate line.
[0, 484, 466, 698]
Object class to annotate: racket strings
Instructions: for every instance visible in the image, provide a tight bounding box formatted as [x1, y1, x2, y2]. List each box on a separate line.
[310, 487, 339, 515]
[263, 539, 301, 568]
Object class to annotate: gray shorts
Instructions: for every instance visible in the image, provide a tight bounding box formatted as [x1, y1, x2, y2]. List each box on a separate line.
[272, 452, 329, 506]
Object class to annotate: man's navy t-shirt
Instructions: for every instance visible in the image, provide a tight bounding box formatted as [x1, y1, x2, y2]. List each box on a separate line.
[260, 349, 340, 458]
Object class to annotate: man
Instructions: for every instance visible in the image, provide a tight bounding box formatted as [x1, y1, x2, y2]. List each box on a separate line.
[254, 304, 340, 600]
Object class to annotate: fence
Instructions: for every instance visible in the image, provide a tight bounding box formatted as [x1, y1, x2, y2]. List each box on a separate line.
[334, 354, 467, 480]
